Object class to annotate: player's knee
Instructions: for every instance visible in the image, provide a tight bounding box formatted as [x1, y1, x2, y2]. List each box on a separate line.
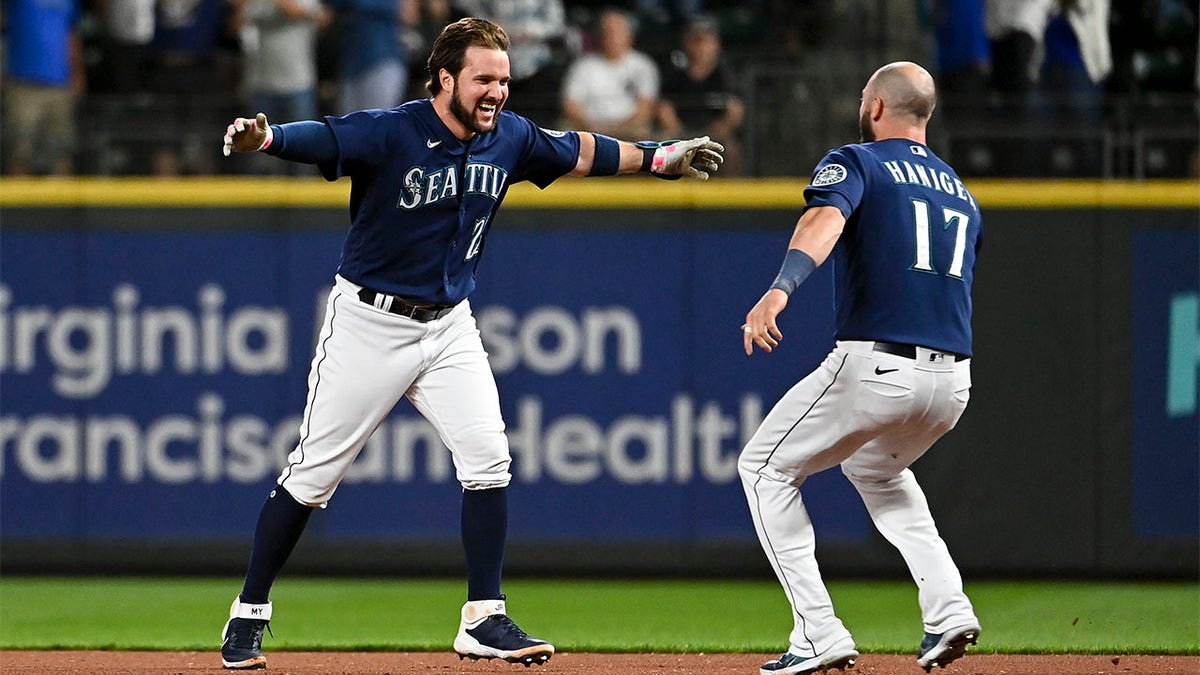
[736, 451, 755, 479]
[737, 447, 771, 482]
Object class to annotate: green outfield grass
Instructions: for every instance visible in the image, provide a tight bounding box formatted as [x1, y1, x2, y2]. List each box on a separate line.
[0, 577, 1196, 654]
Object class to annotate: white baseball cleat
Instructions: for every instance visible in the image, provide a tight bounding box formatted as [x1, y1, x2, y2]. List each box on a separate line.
[452, 596, 554, 667]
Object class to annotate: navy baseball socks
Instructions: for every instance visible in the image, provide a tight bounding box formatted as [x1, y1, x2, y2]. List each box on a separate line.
[759, 637, 858, 675]
[455, 487, 553, 666]
[461, 486, 507, 600]
[916, 623, 981, 672]
[453, 596, 555, 666]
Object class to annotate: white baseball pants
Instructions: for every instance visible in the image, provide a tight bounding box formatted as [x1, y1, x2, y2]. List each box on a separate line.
[278, 275, 511, 506]
[739, 340, 978, 657]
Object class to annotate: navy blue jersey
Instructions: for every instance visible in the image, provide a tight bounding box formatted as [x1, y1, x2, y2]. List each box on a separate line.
[318, 99, 580, 304]
[804, 139, 982, 356]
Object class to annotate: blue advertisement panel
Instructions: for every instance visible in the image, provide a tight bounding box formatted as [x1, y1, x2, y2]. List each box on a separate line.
[1131, 227, 1200, 540]
[0, 226, 868, 544]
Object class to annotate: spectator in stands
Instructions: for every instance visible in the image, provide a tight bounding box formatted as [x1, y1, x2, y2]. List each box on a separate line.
[233, 0, 330, 174]
[95, 0, 158, 95]
[931, 0, 991, 95]
[560, 7, 659, 137]
[2, 0, 85, 175]
[657, 14, 743, 175]
[632, 0, 703, 57]
[635, 0, 701, 27]
[324, 0, 418, 114]
[987, 0, 1111, 175]
[148, 0, 242, 175]
[987, 0, 1111, 93]
[400, 0, 460, 100]
[454, 0, 571, 125]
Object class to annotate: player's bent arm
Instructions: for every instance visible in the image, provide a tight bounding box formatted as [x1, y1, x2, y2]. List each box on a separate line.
[743, 195, 848, 355]
[765, 207, 846, 299]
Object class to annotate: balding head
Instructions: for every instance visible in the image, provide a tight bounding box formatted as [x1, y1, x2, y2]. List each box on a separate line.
[859, 61, 937, 142]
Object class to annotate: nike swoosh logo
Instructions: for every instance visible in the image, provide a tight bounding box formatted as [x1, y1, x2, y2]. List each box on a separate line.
[874, 366, 899, 375]
[426, 139, 442, 148]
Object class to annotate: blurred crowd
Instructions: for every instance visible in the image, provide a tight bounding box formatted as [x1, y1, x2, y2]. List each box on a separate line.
[1, 0, 1196, 177]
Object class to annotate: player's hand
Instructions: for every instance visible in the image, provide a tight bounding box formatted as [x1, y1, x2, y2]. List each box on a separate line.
[742, 288, 788, 355]
[652, 136, 725, 180]
[222, 113, 273, 156]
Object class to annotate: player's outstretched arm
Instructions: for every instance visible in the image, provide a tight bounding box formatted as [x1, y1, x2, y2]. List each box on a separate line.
[570, 132, 724, 180]
[223, 113, 273, 156]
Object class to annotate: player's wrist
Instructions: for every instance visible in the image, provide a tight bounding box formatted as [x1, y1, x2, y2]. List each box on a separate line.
[636, 140, 684, 180]
[257, 125, 274, 152]
[769, 248, 817, 296]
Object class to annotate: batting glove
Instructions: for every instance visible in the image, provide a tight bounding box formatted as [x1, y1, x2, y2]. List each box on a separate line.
[639, 137, 725, 180]
[222, 112, 273, 156]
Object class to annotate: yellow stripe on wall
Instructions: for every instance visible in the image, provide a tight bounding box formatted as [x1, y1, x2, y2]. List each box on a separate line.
[1, 177, 1196, 209]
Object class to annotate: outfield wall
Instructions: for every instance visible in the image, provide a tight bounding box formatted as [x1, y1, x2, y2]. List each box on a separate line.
[0, 179, 1196, 578]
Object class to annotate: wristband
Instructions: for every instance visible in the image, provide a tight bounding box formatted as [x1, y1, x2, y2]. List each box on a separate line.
[587, 134, 620, 176]
[635, 140, 674, 172]
[769, 248, 817, 296]
[635, 140, 683, 180]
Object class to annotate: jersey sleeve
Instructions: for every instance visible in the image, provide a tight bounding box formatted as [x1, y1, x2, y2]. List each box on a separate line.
[317, 108, 398, 181]
[802, 146, 866, 219]
[508, 114, 581, 189]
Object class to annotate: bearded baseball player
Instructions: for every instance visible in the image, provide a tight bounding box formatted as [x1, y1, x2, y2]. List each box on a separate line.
[738, 62, 981, 675]
[217, 17, 722, 671]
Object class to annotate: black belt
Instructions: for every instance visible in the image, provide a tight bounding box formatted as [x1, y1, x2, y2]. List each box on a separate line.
[357, 288, 455, 322]
[872, 341, 969, 362]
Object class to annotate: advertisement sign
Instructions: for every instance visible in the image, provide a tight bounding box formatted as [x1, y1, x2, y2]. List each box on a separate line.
[0, 225, 868, 543]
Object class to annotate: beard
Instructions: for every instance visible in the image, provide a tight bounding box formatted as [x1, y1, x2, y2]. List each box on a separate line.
[449, 83, 500, 135]
[859, 107, 875, 142]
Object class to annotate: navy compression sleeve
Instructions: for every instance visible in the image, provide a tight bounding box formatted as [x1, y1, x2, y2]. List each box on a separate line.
[263, 121, 338, 164]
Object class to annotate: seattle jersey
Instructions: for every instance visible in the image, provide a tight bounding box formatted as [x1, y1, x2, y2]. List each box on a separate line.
[318, 98, 580, 304]
[804, 139, 982, 356]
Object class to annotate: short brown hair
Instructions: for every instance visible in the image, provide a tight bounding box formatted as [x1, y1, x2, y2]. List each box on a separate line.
[425, 17, 510, 97]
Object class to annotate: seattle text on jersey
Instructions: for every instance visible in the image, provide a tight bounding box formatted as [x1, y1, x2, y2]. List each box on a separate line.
[397, 162, 510, 210]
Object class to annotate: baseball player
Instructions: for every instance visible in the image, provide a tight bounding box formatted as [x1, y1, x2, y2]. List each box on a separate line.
[216, 17, 723, 671]
[738, 62, 981, 675]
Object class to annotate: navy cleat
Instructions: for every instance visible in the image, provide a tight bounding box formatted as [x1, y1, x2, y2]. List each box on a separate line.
[760, 638, 858, 675]
[453, 597, 554, 667]
[916, 624, 980, 672]
[220, 598, 272, 670]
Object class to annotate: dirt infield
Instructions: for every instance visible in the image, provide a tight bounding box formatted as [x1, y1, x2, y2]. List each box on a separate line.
[2, 651, 1197, 674]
